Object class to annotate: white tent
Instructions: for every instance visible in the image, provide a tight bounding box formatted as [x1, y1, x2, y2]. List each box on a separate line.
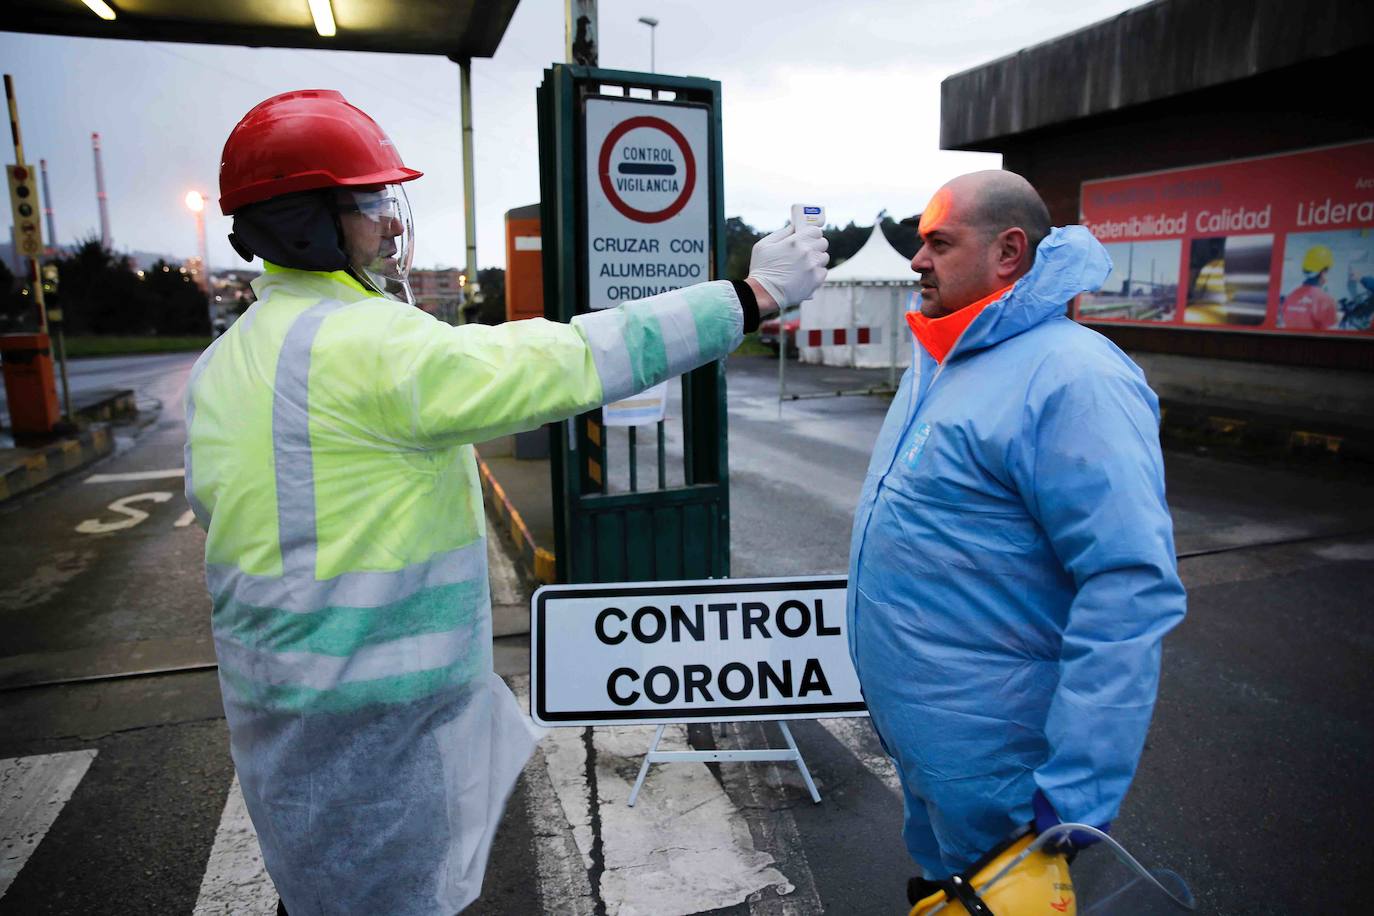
[799, 222, 918, 368]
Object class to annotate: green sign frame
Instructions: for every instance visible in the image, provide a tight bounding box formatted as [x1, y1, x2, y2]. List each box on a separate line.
[537, 64, 730, 584]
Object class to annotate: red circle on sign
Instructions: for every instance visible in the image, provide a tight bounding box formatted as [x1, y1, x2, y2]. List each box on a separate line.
[598, 116, 697, 224]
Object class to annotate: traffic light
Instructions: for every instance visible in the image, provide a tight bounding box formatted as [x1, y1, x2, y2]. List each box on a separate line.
[7, 163, 45, 259]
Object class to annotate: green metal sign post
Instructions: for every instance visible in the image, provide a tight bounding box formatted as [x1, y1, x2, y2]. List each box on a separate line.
[537, 64, 729, 584]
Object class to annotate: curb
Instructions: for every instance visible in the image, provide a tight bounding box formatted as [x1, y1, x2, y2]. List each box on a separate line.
[1158, 400, 1373, 466]
[0, 425, 114, 504]
[79, 389, 138, 423]
[474, 449, 556, 584]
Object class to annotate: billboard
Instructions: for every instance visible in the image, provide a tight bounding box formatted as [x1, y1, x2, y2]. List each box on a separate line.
[1078, 140, 1374, 336]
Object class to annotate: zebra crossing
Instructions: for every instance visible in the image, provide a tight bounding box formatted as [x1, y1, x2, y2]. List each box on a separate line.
[0, 705, 899, 914]
[0, 750, 97, 899]
[191, 774, 276, 915]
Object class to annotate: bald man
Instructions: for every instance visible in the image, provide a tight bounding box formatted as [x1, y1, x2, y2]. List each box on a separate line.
[845, 171, 1186, 889]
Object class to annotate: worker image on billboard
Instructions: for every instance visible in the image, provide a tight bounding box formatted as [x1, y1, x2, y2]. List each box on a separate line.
[1078, 238, 1181, 322]
[1183, 234, 1274, 326]
[1278, 229, 1374, 332]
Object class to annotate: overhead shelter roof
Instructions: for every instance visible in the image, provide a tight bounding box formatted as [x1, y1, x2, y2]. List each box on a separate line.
[5, 0, 520, 58]
[826, 224, 913, 285]
[940, 0, 1374, 151]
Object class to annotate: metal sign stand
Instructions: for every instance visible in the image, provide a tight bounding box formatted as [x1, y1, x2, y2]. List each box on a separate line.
[627, 720, 821, 807]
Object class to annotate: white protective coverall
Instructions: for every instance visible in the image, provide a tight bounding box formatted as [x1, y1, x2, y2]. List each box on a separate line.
[185, 263, 749, 914]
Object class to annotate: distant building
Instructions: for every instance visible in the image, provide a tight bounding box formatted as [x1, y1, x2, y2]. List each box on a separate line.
[505, 204, 543, 323]
[210, 269, 257, 323]
[411, 268, 464, 320]
[184, 255, 207, 293]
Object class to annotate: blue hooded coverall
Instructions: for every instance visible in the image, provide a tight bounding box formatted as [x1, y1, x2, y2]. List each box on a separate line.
[846, 226, 1187, 878]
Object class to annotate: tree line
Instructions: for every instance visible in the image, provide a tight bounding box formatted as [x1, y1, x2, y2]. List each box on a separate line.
[0, 237, 210, 336]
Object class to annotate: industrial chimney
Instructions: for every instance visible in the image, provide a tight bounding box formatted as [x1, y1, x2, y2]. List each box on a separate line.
[40, 159, 57, 254]
[92, 132, 111, 250]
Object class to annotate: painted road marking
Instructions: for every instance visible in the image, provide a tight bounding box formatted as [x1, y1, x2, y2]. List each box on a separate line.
[75, 491, 175, 534]
[523, 743, 596, 915]
[715, 722, 823, 914]
[85, 469, 185, 484]
[531, 708, 790, 912]
[192, 774, 276, 916]
[175, 509, 196, 528]
[509, 674, 597, 915]
[0, 750, 98, 898]
[512, 676, 798, 914]
[816, 716, 901, 794]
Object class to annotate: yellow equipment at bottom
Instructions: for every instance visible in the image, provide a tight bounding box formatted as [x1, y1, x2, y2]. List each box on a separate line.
[909, 833, 1076, 916]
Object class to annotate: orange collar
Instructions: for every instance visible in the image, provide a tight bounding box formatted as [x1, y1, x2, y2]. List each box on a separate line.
[906, 285, 1012, 364]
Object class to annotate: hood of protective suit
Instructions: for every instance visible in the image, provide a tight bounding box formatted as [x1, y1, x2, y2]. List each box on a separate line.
[847, 225, 1184, 880]
[947, 225, 1112, 360]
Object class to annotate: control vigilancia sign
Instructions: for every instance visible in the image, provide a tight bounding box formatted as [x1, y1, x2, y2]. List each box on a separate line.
[530, 576, 865, 726]
[583, 97, 711, 311]
[1077, 139, 1374, 336]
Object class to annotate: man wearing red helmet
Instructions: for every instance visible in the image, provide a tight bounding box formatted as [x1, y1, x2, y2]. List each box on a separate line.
[186, 90, 827, 915]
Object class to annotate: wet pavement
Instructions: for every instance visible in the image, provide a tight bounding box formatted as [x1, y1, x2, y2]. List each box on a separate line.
[0, 351, 1369, 913]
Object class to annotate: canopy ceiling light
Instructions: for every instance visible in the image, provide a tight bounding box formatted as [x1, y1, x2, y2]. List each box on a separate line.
[81, 0, 116, 20]
[307, 0, 337, 37]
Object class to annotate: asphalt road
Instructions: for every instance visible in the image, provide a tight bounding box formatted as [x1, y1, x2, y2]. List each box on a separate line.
[2, 350, 1371, 914]
[0, 352, 195, 432]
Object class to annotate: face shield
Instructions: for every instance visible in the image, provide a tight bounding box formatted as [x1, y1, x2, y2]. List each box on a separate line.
[334, 184, 415, 305]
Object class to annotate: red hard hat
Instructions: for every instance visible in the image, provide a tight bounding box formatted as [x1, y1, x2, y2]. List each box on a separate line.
[218, 89, 422, 215]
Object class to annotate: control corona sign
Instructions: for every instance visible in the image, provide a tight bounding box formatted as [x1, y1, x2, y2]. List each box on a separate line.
[584, 98, 711, 310]
[531, 576, 866, 726]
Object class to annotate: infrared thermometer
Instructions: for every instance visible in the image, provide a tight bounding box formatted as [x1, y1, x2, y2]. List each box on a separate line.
[791, 204, 825, 231]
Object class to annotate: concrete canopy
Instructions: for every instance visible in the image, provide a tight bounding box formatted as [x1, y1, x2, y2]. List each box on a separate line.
[940, 0, 1374, 151]
[4, 0, 520, 59]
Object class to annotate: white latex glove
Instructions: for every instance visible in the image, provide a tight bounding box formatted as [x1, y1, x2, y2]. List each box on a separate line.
[748, 224, 829, 310]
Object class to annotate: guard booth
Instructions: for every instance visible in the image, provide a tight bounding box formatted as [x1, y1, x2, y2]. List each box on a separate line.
[537, 64, 729, 584]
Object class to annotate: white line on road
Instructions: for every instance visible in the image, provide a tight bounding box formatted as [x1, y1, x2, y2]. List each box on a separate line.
[75, 491, 175, 534]
[0, 750, 98, 899]
[85, 469, 185, 484]
[523, 744, 597, 915]
[508, 674, 598, 914]
[714, 722, 824, 915]
[546, 722, 790, 915]
[510, 677, 795, 915]
[192, 773, 277, 916]
[175, 509, 197, 528]
[816, 715, 901, 794]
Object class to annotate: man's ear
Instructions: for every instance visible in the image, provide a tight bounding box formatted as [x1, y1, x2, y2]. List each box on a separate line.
[994, 228, 1030, 280]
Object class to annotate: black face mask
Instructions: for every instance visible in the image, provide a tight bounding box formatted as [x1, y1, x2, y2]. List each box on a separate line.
[228, 191, 348, 272]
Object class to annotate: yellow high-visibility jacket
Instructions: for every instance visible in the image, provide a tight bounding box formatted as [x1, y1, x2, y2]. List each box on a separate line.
[185, 263, 746, 914]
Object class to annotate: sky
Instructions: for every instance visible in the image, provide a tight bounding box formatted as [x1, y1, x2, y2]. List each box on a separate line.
[0, 0, 1142, 272]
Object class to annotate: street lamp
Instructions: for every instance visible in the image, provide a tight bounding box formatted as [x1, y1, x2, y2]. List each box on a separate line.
[184, 190, 215, 334]
[637, 16, 659, 73]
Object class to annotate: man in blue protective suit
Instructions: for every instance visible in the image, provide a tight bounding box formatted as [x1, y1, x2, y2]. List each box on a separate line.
[847, 170, 1187, 885]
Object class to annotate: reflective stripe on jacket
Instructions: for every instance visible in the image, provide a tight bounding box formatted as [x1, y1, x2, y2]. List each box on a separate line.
[185, 264, 745, 914]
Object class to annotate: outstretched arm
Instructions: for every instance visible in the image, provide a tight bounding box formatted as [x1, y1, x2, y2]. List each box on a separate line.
[379, 224, 826, 448]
